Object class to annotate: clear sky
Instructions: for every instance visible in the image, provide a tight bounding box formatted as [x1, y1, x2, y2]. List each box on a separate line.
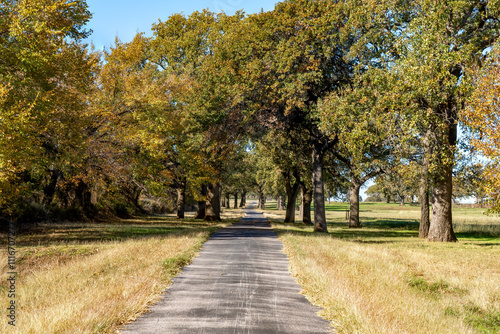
[84, 0, 279, 50]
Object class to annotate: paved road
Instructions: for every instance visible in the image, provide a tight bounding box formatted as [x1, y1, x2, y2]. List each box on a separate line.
[120, 202, 333, 333]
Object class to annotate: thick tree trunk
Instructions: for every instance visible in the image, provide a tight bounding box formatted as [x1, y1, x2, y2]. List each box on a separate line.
[259, 192, 266, 210]
[75, 179, 97, 216]
[234, 193, 238, 209]
[195, 184, 207, 219]
[284, 186, 300, 223]
[284, 173, 300, 223]
[301, 184, 312, 225]
[419, 147, 430, 238]
[226, 194, 230, 209]
[176, 178, 186, 219]
[349, 181, 362, 228]
[204, 183, 221, 221]
[400, 196, 405, 206]
[221, 194, 226, 208]
[428, 164, 457, 241]
[312, 146, 327, 232]
[427, 120, 457, 242]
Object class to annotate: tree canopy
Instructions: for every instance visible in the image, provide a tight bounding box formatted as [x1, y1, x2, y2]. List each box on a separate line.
[1, 0, 499, 242]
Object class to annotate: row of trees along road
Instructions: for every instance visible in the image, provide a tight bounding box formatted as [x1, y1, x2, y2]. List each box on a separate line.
[1, 0, 500, 242]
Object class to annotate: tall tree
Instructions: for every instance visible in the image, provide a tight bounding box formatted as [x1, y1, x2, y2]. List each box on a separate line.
[319, 69, 393, 228]
[0, 0, 98, 219]
[394, 1, 500, 241]
[207, 0, 354, 231]
[343, 0, 500, 241]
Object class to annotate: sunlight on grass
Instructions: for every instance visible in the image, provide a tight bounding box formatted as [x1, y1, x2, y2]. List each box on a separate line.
[262, 201, 500, 332]
[262, 201, 500, 237]
[273, 223, 500, 334]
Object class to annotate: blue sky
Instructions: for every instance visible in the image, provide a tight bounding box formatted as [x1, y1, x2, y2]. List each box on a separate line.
[84, 0, 279, 50]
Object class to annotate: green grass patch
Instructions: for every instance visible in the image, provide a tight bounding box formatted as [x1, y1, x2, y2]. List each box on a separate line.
[464, 308, 500, 333]
[407, 275, 467, 297]
[445, 304, 500, 333]
[162, 247, 201, 278]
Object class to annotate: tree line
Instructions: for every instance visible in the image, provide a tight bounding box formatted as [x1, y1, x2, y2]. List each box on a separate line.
[1, 0, 499, 242]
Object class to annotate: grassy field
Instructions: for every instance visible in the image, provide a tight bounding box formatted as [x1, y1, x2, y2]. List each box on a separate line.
[261, 201, 500, 333]
[263, 201, 500, 237]
[0, 209, 243, 334]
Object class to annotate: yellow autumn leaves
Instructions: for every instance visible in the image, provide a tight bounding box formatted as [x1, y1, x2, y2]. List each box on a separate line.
[465, 46, 500, 212]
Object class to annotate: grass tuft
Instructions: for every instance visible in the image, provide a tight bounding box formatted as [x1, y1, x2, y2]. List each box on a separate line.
[407, 275, 467, 297]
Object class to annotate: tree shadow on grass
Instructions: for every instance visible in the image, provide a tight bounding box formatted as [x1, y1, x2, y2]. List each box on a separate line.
[328, 226, 417, 240]
[272, 219, 418, 244]
[14, 216, 235, 247]
[273, 218, 500, 245]
[348, 218, 420, 230]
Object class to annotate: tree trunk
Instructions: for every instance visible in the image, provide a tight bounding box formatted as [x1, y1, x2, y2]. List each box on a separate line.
[419, 146, 430, 238]
[312, 146, 327, 232]
[75, 179, 97, 216]
[301, 184, 312, 225]
[428, 163, 457, 241]
[176, 178, 186, 219]
[195, 184, 207, 219]
[204, 183, 221, 221]
[259, 192, 266, 210]
[427, 120, 457, 242]
[349, 181, 362, 228]
[299, 193, 303, 219]
[221, 194, 226, 208]
[400, 196, 405, 206]
[284, 173, 300, 223]
[240, 190, 246, 207]
[43, 169, 61, 205]
[284, 186, 300, 222]
[234, 193, 238, 209]
[277, 195, 283, 210]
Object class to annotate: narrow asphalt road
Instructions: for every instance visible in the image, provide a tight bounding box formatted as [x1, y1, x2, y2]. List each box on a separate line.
[120, 202, 333, 334]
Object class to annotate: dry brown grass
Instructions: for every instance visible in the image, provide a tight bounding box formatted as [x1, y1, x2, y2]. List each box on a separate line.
[261, 201, 500, 236]
[0, 214, 239, 333]
[273, 224, 500, 334]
